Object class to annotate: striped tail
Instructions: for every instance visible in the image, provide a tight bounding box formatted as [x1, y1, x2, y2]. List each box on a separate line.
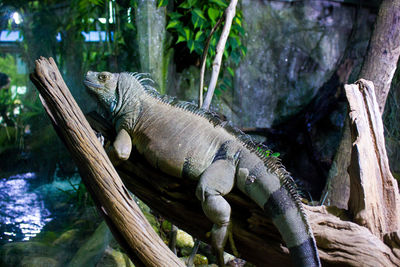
[236, 164, 321, 267]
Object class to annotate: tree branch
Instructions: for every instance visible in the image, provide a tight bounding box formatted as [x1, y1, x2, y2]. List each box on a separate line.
[359, 0, 400, 113]
[201, 0, 238, 110]
[30, 57, 185, 267]
[198, 13, 225, 108]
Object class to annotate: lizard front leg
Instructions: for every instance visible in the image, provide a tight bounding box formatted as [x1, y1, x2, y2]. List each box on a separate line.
[107, 128, 132, 165]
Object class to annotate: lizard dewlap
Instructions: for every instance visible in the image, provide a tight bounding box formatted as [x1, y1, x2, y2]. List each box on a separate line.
[84, 71, 321, 267]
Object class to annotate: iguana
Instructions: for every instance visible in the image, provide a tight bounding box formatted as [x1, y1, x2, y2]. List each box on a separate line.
[84, 71, 321, 267]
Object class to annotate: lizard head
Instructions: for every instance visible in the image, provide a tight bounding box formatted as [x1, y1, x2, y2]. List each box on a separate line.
[84, 71, 119, 109]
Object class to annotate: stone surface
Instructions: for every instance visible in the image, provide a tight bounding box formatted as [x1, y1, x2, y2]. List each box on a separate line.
[0, 242, 56, 267]
[20, 256, 59, 267]
[96, 247, 134, 267]
[68, 221, 112, 267]
[232, 1, 353, 127]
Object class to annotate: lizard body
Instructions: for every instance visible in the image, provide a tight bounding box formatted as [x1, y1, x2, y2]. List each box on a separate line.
[84, 71, 321, 267]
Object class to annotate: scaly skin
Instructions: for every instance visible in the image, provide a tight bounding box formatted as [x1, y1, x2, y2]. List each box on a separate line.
[84, 71, 321, 267]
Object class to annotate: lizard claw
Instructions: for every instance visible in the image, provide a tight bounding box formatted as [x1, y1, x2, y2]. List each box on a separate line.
[228, 223, 240, 258]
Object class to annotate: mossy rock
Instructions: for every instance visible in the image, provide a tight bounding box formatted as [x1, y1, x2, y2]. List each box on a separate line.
[20, 256, 59, 267]
[176, 229, 194, 249]
[97, 247, 134, 267]
[0, 242, 56, 266]
[52, 229, 79, 248]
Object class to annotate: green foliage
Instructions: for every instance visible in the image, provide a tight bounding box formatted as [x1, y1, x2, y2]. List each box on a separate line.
[164, 0, 245, 60]
[161, 0, 246, 98]
[0, 55, 26, 149]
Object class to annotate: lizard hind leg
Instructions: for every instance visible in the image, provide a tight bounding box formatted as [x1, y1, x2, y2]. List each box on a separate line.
[195, 159, 236, 267]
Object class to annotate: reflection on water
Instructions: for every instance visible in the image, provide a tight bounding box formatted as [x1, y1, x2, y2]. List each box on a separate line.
[0, 173, 52, 244]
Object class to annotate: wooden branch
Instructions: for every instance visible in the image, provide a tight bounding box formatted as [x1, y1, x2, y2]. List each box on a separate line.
[202, 0, 238, 110]
[87, 108, 400, 266]
[30, 57, 185, 267]
[359, 0, 400, 113]
[345, 79, 400, 237]
[198, 14, 225, 107]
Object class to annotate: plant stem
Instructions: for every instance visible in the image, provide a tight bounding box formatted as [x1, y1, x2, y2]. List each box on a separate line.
[201, 0, 238, 110]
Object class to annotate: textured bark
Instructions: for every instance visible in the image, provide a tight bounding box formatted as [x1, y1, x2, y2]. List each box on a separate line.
[326, 0, 400, 208]
[359, 0, 400, 113]
[30, 57, 185, 267]
[346, 79, 400, 237]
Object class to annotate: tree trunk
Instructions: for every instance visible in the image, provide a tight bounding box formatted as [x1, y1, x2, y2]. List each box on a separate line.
[30, 57, 185, 267]
[325, 0, 400, 207]
[359, 0, 400, 113]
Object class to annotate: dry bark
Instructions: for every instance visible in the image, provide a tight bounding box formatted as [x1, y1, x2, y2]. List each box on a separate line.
[359, 0, 400, 113]
[30, 57, 185, 267]
[346, 79, 400, 237]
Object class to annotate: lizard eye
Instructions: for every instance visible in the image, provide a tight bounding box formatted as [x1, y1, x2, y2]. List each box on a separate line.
[98, 73, 109, 82]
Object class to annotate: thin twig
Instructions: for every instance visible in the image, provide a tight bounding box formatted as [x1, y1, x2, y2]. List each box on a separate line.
[198, 14, 225, 108]
[201, 0, 238, 110]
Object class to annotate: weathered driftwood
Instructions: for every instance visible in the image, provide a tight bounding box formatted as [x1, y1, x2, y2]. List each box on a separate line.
[87, 78, 400, 266]
[30, 57, 185, 267]
[346, 79, 400, 237]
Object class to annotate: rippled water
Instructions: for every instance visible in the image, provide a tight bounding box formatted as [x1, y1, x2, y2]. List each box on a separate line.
[0, 173, 52, 244]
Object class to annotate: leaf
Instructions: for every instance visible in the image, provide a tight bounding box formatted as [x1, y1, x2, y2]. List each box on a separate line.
[220, 83, 228, 91]
[193, 8, 206, 19]
[240, 45, 247, 57]
[223, 77, 232, 87]
[231, 50, 241, 65]
[169, 12, 183, 20]
[179, 0, 198, 9]
[191, 14, 200, 28]
[227, 67, 234, 77]
[223, 49, 228, 59]
[194, 41, 203, 54]
[272, 152, 280, 157]
[234, 16, 241, 26]
[229, 36, 239, 49]
[207, 7, 220, 23]
[195, 30, 203, 41]
[187, 39, 195, 53]
[191, 8, 206, 29]
[209, 0, 228, 8]
[166, 20, 180, 29]
[183, 27, 191, 41]
[176, 35, 186, 44]
[157, 0, 168, 7]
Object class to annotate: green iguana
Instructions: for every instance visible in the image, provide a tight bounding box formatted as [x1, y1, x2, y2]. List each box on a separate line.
[84, 71, 321, 267]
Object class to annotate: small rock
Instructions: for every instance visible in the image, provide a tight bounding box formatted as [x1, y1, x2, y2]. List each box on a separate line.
[96, 246, 134, 267]
[0, 242, 56, 266]
[20, 256, 59, 267]
[176, 229, 194, 248]
[52, 229, 79, 248]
